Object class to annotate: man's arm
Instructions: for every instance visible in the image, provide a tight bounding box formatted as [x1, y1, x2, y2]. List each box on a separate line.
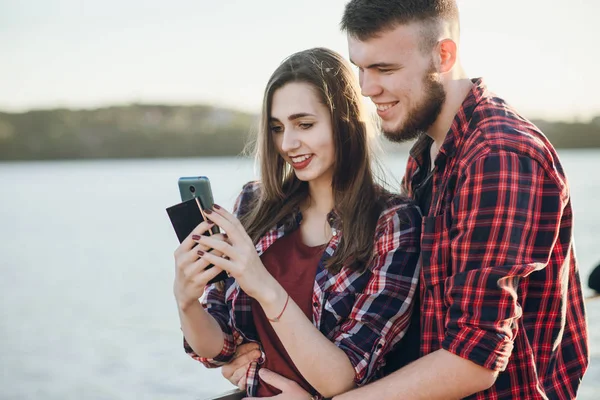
[333, 349, 496, 400]
[337, 151, 564, 399]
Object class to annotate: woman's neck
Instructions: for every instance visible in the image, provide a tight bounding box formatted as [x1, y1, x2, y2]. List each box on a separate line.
[306, 178, 334, 215]
[299, 179, 335, 247]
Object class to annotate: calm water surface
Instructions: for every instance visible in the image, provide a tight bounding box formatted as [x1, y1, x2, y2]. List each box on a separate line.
[1, 151, 598, 399]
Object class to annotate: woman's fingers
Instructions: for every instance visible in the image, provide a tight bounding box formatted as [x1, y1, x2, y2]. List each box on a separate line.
[195, 264, 225, 285]
[183, 247, 224, 277]
[175, 221, 216, 256]
[181, 256, 225, 288]
[210, 233, 231, 244]
[197, 250, 236, 274]
[203, 207, 247, 244]
[191, 232, 231, 252]
[198, 235, 235, 260]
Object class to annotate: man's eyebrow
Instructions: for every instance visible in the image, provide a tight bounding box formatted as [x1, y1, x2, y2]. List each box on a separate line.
[269, 113, 316, 122]
[349, 59, 402, 69]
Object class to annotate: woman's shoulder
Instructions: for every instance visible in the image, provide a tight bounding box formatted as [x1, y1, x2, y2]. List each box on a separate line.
[374, 186, 422, 232]
[233, 180, 262, 216]
[240, 180, 262, 195]
[376, 186, 420, 215]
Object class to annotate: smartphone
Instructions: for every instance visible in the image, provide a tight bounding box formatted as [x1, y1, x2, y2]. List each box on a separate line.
[166, 176, 228, 284]
[178, 176, 219, 235]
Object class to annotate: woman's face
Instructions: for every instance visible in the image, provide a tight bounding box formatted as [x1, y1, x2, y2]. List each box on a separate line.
[269, 82, 335, 187]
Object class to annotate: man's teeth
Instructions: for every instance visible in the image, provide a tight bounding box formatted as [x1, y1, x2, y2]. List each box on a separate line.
[376, 103, 395, 111]
[291, 155, 311, 163]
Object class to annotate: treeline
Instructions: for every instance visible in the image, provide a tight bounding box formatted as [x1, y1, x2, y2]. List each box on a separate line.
[0, 104, 258, 161]
[0, 104, 599, 161]
[532, 118, 600, 149]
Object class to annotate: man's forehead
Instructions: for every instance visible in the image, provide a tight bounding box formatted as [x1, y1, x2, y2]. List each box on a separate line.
[347, 27, 419, 66]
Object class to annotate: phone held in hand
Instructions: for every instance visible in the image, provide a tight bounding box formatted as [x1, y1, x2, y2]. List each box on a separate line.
[166, 176, 228, 284]
[178, 176, 219, 235]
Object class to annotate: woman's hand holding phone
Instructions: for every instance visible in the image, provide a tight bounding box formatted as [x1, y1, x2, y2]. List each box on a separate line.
[195, 205, 286, 307]
[173, 220, 230, 311]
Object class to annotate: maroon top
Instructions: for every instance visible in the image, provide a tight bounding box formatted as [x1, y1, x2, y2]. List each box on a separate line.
[252, 228, 324, 397]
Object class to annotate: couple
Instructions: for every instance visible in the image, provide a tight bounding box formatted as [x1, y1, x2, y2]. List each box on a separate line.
[174, 1, 589, 399]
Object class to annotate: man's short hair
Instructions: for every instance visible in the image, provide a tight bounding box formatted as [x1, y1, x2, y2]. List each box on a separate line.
[341, 0, 459, 53]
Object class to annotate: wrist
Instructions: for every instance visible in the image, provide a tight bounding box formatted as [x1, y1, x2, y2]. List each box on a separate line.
[177, 296, 199, 313]
[256, 278, 287, 310]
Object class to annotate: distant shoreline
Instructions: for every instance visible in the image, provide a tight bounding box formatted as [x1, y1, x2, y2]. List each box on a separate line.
[1, 104, 599, 161]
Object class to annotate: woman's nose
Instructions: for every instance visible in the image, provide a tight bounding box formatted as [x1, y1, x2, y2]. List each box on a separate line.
[280, 129, 301, 152]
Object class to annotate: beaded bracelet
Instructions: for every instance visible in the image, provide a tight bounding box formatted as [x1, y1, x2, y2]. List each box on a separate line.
[267, 293, 290, 322]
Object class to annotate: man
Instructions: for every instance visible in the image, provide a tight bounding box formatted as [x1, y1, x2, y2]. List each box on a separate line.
[221, 1, 589, 399]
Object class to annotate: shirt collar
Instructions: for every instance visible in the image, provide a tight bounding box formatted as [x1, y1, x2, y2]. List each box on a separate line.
[278, 206, 342, 237]
[409, 77, 488, 163]
[291, 208, 341, 229]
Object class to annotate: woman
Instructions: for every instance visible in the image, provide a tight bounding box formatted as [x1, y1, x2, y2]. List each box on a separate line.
[173, 48, 421, 399]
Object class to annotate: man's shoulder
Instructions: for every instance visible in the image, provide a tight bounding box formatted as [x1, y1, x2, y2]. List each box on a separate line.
[462, 96, 560, 171]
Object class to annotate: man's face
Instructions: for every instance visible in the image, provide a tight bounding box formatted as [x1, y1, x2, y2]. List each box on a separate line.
[348, 23, 446, 143]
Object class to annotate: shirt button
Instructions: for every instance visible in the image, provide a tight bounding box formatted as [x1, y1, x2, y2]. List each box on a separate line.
[313, 302, 319, 307]
[376, 343, 383, 350]
[332, 229, 338, 236]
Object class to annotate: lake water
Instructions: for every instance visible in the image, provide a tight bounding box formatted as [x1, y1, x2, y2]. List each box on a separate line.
[1, 151, 598, 399]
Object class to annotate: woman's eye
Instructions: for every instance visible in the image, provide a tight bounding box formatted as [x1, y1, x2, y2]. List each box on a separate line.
[270, 125, 283, 134]
[299, 123, 313, 130]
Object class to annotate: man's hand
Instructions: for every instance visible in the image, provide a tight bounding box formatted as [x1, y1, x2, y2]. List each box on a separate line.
[222, 343, 262, 390]
[243, 369, 314, 400]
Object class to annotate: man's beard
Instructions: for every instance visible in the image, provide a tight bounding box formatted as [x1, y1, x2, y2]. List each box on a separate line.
[382, 66, 446, 143]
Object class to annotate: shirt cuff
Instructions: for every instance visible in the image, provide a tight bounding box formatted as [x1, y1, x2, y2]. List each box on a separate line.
[442, 327, 514, 372]
[183, 322, 237, 367]
[337, 335, 390, 386]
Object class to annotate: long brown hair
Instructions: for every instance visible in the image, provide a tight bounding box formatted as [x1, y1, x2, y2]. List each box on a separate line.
[240, 47, 385, 274]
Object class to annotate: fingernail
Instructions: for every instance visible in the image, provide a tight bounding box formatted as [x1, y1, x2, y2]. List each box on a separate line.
[213, 204, 222, 210]
[207, 220, 215, 225]
[204, 208, 213, 214]
[192, 235, 201, 241]
[197, 250, 205, 256]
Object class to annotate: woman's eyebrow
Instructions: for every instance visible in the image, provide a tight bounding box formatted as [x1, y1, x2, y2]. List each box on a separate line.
[287, 113, 316, 121]
[269, 113, 317, 123]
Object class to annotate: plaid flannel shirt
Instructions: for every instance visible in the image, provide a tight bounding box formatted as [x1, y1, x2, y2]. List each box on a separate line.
[184, 182, 421, 397]
[402, 78, 589, 399]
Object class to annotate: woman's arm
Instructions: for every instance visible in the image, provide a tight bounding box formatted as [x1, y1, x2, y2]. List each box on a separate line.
[198, 202, 421, 397]
[173, 220, 235, 363]
[258, 276, 357, 397]
[178, 296, 226, 359]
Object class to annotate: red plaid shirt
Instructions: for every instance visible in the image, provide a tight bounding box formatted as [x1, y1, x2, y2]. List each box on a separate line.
[184, 182, 421, 398]
[402, 78, 589, 399]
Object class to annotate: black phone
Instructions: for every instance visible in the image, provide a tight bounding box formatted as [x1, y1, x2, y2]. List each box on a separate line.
[166, 176, 228, 284]
[178, 176, 219, 235]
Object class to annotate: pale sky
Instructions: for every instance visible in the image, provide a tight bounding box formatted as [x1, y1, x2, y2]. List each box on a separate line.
[1, 0, 598, 121]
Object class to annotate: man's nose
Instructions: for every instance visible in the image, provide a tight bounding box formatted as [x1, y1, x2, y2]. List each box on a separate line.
[360, 69, 383, 98]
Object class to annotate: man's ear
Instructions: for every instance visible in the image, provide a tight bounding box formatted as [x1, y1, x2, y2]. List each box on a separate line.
[436, 39, 457, 73]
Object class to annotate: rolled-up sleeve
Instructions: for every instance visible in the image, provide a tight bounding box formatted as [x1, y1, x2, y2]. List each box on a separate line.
[330, 203, 421, 385]
[183, 282, 237, 367]
[442, 151, 566, 371]
[182, 183, 259, 367]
